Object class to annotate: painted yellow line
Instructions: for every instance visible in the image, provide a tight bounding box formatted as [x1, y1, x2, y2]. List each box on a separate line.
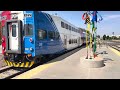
[12, 62, 58, 79]
[109, 47, 120, 56]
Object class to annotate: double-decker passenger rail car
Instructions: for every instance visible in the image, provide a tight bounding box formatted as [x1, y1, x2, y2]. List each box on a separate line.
[1, 11, 87, 68]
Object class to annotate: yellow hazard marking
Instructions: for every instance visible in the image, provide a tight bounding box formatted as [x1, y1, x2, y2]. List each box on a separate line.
[5, 60, 8, 65]
[10, 62, 13, 66]
[12, 62, 58, 79]
[20, 63, 24, 67]
[7, 61, 10, 66]
[4, 60, 34, 68]
[13, 63, 16, 67]
[25, 62, 29, 67]
[109, 47, 120, 56]
[29, 61, 34, 67]
[15, 63, 20, 67]
[4, 60, 8, 65]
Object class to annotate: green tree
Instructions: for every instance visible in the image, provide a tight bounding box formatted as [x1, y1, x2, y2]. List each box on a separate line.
[119, 36, 120, 40]
[106, 35, 109, 40]
[103, 34, 106, 40]
[114, 36, 117, 40]
[109, 37, 112, 40]
[97, 35, 100, 38]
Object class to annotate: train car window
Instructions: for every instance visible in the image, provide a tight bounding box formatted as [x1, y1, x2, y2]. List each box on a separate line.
[64, 23, 67, 29]
[61, 21, 64, 28]
[72, 39, 74, 43]
[74, 39, 76, 43]
[69, 39, 71, 44]
[48, 31, 55, 39]
[72, 27, 74, 31]
[74, 29, 76, 32]
[66, 24, 68, 29]
[74, 28, 75, 32]
[2, 26, 6, 36]
[71, 39, 72, 44]
[77, 29, 79, 33]
[69, 25, 71, 30]
[75, 39, 76, 43]
[75, 29, 77, 32]
[55, 32, 60, 39]
[76, 39, 77, 43]
[22, 30, 25, 36]
[73, 28, 74, 31]
[38, 29, 47, 40]
[12, 25, 16, 37]
[73, 28, 75, 32]
[24, 24, 33, 36]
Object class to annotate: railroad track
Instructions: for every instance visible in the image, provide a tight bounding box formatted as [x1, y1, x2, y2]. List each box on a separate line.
[0, 66, 29, 79]
[0, 45, 86, 79]
[107, 40, 120, 52]
[109, 45, 120, 51]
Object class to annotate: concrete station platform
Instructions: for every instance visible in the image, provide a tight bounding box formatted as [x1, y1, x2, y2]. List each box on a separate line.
[13, 45, 120, 79]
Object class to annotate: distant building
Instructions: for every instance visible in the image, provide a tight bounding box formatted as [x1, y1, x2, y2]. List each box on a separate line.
[110, 35, 120, 38]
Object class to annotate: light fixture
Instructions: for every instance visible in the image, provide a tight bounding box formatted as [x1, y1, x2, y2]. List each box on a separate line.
[30, 47, 33, 52]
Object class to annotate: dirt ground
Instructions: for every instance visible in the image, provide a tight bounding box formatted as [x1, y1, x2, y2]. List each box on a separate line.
[0, 45, 7, 68]
[0, 54, 6, 68]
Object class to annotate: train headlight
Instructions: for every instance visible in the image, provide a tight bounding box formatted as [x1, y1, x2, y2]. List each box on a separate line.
[30, 47, 33, 52]
[2, 47, 5, 50]
[29, 38, 33, 43]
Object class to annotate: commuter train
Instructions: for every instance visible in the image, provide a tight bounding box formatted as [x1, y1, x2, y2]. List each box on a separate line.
[1, 11, 88, 68]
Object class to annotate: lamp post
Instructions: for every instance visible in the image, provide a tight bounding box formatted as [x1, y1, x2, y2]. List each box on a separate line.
[112, 32, 114, 40]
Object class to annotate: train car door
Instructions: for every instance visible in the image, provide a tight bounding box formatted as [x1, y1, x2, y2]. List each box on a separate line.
[64, 35, 67, 49]
[8, 23, 19, 51]
[5, 20, 22, 54]
[78, 37, 81, 46]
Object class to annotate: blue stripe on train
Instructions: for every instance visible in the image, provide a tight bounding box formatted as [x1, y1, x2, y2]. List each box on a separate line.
[23, 11, 65, 57]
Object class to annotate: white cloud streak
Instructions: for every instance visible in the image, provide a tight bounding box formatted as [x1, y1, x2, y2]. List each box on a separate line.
[103, 15, 120, 21]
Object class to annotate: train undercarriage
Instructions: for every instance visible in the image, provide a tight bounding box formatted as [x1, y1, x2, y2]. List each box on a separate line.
[3, 53, 44, 68]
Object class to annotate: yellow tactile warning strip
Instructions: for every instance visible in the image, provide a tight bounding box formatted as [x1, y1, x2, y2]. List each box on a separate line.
[109, 47, 120, 56]
[4, 60, 35, 68]
[12, 62, 58, 79]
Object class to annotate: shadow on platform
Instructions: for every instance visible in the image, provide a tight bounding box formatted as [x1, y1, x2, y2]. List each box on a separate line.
[96, 51, 108, 55]
[103, 58, 113, 62]
[46, 45, 86, 64]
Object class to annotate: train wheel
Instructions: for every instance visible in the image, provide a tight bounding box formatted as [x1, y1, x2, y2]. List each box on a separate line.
[34, 55, 43, 64]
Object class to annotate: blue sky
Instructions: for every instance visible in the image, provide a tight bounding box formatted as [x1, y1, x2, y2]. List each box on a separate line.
[0, 11, 120, 37]
[42, 11, 120, 37]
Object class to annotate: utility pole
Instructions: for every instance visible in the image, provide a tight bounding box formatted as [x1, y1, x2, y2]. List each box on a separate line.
[112, 32, 114, 40]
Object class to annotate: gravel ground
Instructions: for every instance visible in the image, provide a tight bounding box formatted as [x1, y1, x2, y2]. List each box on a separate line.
[0, 45, 7, 68]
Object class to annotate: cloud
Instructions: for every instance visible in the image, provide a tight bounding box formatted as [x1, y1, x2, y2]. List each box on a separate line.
[103, 15, 120, 21]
